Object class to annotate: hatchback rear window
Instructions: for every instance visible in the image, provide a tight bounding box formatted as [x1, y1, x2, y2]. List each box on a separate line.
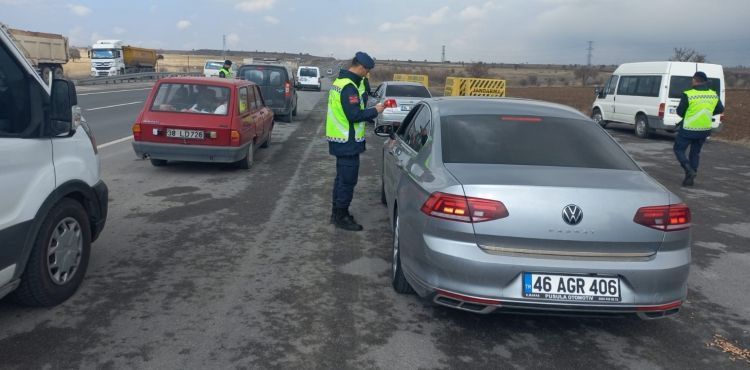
[299, 68, 318, 77]
[441, 115, 639, 170]
[386, 85, 431, 98]
[239, 67, 286, 87]
[150, 83, 231, 116]
[669, 76, 721, 99]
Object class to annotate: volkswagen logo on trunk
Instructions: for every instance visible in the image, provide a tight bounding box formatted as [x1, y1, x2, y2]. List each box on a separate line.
[562, 205, 583, 225]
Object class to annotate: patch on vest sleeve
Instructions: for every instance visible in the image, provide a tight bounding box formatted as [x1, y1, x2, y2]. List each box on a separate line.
[348, 95, 360, 104]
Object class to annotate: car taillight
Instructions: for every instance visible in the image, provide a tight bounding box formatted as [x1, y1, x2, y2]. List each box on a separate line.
[132, 123, 141, 141]
[285, 81, 291, 97]
[658, 103, 665, 119]
[719, 114, 724, 122]
[384, 99, 397, 108]
[230, 130, 240, 146]
[421, 192, 509, 223]
[633, 203, 691, 231]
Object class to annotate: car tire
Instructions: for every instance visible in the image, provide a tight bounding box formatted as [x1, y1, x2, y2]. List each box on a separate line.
[54, 67, 64, 79]
[592, 108, 608, 128]
[285, 109, 293, 123]
[10, 198, 91, 306]
[150, 158, 167, 167]
[635, 114, 651, 139]
[40, 66, 52, 81]
[237, 142, 254, 169]
[261, 123, 272, 148]
[392, 211, 415, 294]
[292, 99, 298, 117]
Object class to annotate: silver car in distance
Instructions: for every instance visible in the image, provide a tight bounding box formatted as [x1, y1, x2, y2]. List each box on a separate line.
[369, 81, 432, 126]
[375, 97, 691, 319]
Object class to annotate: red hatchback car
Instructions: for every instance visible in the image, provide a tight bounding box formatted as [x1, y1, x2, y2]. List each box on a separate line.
[132, 77, 274, 169]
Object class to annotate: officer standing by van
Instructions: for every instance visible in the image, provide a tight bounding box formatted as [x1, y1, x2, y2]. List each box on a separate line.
[218, 60, 233, 78]
[327, 52, 385, 231]
[673, 71, 724, 186]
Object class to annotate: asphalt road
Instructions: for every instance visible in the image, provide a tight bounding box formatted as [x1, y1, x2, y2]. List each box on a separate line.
[0, 81, 749, 369]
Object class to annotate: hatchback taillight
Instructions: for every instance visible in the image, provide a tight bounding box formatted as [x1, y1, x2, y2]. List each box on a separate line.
[285, 81, 291, 97]
[633, 203, 691, 231]
[132, 123, 141, 141]
[421, 192, 509, 223]
[230, 130, 241, 146]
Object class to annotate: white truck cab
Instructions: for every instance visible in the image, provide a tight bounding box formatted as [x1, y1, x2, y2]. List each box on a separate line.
[90, 39, 125, 77]
[1, 25, 108, 306]
[592, 61, 725, 139]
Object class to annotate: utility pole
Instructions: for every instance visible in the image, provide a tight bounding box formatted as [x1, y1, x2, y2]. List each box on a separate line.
[441, 45, 446, 63]
[586, 41, 594, 66]
[222, 34, 226, 59]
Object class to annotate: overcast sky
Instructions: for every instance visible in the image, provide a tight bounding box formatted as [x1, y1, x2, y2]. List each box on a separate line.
[2, 0, 749, 66]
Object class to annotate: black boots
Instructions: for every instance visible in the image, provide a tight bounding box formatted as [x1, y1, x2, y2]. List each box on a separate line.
[330, 207, 363, 231]
[681, 163, 697, 186]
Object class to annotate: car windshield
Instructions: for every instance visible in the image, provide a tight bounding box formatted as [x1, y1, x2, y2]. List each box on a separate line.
[205, 61, 223, 70]
[299, 68, 317, 77]
[239, 67, 286, 87]
[92, 49, 115, 59]
[441, 115, 639, 170]
[386, 85, 431, 98]
[150, 83, 231, 116]
[669, 76, 722, 99]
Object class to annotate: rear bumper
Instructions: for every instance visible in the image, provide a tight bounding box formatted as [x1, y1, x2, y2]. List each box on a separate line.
[403, 232, 690, 319]
[132, 141, 250, 163]
[299, 83, 321, 90]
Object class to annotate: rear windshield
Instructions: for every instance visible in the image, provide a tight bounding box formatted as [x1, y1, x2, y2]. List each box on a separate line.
[299, 68, 318, 77]
[150, 83, 231, 116]
[204, 61, 223, 70]
[441, 115, 639, 170]
[239, 67, 287, 87]
[386, 85, 431, 98]
[669, 76, 721, 99]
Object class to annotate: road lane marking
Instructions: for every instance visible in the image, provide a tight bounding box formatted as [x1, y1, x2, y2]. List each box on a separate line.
[79, 88, 151, 96]
[97, 135, 133, 149]
[86, 101, 143, 111]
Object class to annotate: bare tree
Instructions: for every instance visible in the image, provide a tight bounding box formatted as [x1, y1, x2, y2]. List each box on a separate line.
[574, 67, 599, 86]
[466, 61, 490, 78]
[68, 48, 81, 61]
[670, 47, 707, 63]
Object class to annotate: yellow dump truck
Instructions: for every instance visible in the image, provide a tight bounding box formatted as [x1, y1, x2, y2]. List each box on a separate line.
[3, 24, 69, 79]
[90, 40, 157, 76]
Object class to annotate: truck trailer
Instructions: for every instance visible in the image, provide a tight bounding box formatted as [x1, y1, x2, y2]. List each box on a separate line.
[2, 23, 69, 80]
[90, 39, 157, 77]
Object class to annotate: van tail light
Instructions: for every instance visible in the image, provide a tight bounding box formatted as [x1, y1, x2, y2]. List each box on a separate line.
[285, 81, 291, 97]
[658, 103, 665, 119]
[132, 123, 142, 141]
[384, 99, 398, 109]
[634, 203, 691, 231]
[421, 192, 509, 223]
[719, 114, 724, 122]
[230, 130, 241, 146]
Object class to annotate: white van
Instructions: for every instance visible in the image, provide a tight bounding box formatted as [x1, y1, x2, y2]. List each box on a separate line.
[0, 25, 108, 306]
[203, 59, 236, 78]
[297, 66, 322, 91]
[592, 61, 725, 138]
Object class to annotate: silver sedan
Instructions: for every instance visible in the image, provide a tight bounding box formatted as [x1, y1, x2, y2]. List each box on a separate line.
[375, 97, 691, 319]
[368, 81, 431, 126]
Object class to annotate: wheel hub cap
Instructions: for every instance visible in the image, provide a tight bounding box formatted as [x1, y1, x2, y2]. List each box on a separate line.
[47, 217, 82, 285]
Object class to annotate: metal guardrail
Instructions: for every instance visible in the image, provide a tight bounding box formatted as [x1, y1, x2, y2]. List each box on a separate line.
[74, 72, 202, 86]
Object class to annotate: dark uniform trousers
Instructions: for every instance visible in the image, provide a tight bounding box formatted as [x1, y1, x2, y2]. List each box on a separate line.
[332, 154, 360, 209]
[673, 135, 707, 172]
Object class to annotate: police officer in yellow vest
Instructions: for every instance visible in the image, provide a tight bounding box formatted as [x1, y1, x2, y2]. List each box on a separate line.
[327, 52, 384, 231]
[218, 60, 233, 78]
[673, 71, 724, 186]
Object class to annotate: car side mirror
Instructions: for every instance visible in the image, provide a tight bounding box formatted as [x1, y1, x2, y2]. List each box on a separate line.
[49, 79, 78, 136]
[374, 124, 396, 138]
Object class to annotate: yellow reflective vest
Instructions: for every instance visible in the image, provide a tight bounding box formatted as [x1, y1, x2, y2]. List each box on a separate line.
[326, 77, 365, 143]
[683, 88, 719, 131]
